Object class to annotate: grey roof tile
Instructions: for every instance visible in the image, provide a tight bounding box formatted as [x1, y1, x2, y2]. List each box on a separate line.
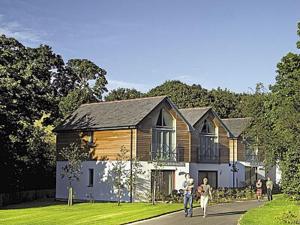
[221, 117, 252, 137]
[179, 107, 211, 126]
[54, 96, 167, 131]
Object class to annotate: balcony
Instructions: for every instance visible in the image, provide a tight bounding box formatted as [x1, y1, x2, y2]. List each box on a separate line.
[150, 144, 184, 162]
[197, 135, 219, 163]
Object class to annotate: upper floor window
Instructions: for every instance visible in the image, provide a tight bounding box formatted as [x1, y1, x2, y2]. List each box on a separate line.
[156, 108, 173, 128]
[152, 108, 176, 161]
[201, 119, 215, 134]
[199, 119, 218, 163]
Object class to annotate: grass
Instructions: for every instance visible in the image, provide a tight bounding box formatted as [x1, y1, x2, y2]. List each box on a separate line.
[239, 194, 300, 225]
[0, 200, 183, 225]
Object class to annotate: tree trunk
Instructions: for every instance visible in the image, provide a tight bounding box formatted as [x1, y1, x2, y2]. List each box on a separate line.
[118, 184, 121, 206]
[68, 187, 73, 206]
[152, 180, 156, 205]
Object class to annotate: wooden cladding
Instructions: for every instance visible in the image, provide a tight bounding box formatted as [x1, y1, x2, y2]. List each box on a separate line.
[136, 103, 191, 162]
[190, 112, 230, 164]
[56, 129, 137, 161]
[56, 132, 81, 160]
[92, 129, 136, 160]
[229, 137, 246, 162]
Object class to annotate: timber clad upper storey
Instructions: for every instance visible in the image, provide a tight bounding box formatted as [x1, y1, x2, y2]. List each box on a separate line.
[54, 96, 251, 163]
[54, 96, 192, 162]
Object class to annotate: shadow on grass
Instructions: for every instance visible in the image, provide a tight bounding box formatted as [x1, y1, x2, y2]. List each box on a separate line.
[0, 198, 80, 210]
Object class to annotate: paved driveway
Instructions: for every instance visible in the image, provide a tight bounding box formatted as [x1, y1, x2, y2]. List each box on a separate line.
[130, 200, 263, 225]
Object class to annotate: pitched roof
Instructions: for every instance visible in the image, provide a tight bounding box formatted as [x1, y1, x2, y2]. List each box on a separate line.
[221, 117, 252, 137]
[54, 96, 168, 131]
[179, 107, 212, 126]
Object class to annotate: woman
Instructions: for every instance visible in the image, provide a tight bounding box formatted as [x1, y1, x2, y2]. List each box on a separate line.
[256, 179, 263, 201]
[197, 178, 212, 218]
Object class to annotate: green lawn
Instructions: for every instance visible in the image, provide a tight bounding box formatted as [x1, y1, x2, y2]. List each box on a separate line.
[239, 194, 300, 225]
[0, 200, 183, 225]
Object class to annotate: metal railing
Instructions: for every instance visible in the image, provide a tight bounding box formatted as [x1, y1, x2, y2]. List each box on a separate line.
[150, 144, 183, 162]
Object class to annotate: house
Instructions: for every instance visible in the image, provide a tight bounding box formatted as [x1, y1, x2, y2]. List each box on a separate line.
[54, 96, 268, 202]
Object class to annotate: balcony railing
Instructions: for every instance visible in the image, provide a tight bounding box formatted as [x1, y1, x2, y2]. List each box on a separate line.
[150, 144, 184, 162]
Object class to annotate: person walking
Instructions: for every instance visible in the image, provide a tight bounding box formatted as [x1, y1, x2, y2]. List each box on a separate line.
[256, 179, 263, 201]
[197, 178, 212, 218]
[183, 173, 194, 217]
[266, 177, 273, 201]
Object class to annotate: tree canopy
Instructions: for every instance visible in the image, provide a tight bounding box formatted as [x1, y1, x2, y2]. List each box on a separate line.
[0, 34, 107, 192]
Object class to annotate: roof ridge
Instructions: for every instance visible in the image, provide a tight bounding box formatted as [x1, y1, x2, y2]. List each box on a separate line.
[81, 95, 167, 106]
[222, 117, 252, 120]
[179, 106, 212, 110]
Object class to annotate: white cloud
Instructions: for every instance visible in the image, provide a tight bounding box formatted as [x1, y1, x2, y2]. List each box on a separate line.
[0, 14, 43, 45]
[107, 79, 150, 92]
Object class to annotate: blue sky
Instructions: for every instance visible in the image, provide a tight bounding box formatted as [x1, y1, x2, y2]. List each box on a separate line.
[0, 0, 299, 93]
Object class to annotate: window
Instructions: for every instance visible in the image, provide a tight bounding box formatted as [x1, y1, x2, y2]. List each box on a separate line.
[151, 170, 175, 199]
[245, 167, 257, 186]
[198, 119, 218, 162]
[201, 119, 214, 134]
[152, 109, 176, 161]
[88, 168, 94, 187]
[198, 170, 218, 188]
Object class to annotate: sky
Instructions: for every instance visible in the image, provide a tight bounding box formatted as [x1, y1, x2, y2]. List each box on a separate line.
[0, 0, 299, 93]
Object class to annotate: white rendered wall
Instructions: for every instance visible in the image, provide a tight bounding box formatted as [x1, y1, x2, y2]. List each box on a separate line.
[189, 163, 237, 188]
[56, 161, 189, 202]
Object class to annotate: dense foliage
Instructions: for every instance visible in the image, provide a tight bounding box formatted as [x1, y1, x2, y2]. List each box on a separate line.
[105, 88, 143, 101]
[0, 34, 107, 193]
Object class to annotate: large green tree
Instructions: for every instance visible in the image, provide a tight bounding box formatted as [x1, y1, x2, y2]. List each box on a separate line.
[209, 87, 243, 118]
[0, 35, 108, 193]
[245, 23, 300, 199]
[146, 80, 211, 108]
[269, 50, 300, 198]
[58, 59, 108, 118]
[0, 35, 63, 192]
[105, 88, 144, 101]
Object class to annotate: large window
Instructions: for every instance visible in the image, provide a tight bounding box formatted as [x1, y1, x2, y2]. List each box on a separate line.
[198, 170, 218, 188]
[198, 119, 219, 163]
[151, 170, 175, 198]
[152, 109, 176, 161]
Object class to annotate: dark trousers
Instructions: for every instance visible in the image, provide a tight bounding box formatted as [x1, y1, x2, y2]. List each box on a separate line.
[267, 188, 273, 201]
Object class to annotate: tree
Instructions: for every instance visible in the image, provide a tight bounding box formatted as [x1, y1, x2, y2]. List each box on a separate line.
[105, 88, 144, 101]
[268, 49, 300, 199]
[127, 158, 145, 202]
[244, 23, 300, 199]
[60, 143, 88, 206]
[209, 87, 243, 118]
[111, 146, 130, 206]
[57, 59, 108, 118]
[0, 35, 64, 193]
[147, 80, 211, 108]
[150, 155, 165, 205]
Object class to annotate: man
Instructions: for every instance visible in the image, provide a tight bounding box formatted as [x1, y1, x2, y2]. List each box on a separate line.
[183, 173, 194, 217]
[266, 177, 273, 201]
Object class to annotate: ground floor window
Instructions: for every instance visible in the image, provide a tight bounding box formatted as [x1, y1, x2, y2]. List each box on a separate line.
[245, 167, 257, 186]
[198, 170, 218, 188]
[151, 170, 175, 199]
[88, 168, 94, 187]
